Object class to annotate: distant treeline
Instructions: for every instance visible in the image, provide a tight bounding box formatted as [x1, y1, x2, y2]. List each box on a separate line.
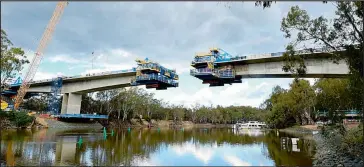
[22, 78, 359, 128]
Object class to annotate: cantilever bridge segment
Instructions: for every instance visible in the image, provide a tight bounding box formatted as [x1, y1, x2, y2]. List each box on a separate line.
[190, 47, 350, 87]
[1, 58, 178, 119]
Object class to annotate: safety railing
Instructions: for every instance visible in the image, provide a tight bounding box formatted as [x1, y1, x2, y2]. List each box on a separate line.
[214, 46, 349, 63]
[137, 63, 177, 79]
[192, 56, 215, 64]
[135, 73, 178, 86]
[138, 64, 160, 71]
[216, 69, 235, 78]
[190, 68, 235, 79]
[190, 68, 214, 75]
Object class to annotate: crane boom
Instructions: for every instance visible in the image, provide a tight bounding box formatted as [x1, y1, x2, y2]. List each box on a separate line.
[14, 1, 68, 110]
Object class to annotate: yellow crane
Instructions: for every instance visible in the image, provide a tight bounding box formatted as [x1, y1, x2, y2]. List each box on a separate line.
[14, 2, 68, 110]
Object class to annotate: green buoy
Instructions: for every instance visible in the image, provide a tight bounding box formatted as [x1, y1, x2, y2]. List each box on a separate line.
[103, 127, 107, 139]
[77, 136, 83, 148]
[128, 127, 131, 132]
[111, 129, 114, 137]
[157, 127, 160, 133]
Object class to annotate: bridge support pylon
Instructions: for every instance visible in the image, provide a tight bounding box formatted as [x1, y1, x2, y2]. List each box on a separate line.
[61, 93, 68, 114]
[61, 93, 82, 115]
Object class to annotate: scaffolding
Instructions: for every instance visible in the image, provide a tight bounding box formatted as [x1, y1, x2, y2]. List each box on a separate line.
[190, 47, 242, 87]
[131, 58, 179, 90]
[47, 77, 63, 115]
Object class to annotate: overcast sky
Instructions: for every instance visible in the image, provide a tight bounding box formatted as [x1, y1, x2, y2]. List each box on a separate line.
[1, 1, 336, 108]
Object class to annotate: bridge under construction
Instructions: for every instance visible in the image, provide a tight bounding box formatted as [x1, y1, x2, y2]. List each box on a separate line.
[0, 1, 352, 122]
[190, 47, 349, 87]
[1, 58, 179, 119]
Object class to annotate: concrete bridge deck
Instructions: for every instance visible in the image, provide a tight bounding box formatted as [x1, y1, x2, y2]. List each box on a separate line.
[190, 48, 350, 86]
[2, 59, 179, 118]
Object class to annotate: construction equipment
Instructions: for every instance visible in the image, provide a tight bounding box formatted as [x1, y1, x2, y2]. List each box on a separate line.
[47, 77, 63, 115]
[14, 1, 68, 110]
[190, 47, 241, 87]
[131, 58, 179, 90]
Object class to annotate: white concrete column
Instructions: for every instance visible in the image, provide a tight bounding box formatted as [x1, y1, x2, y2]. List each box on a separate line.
[61, 93, 69, 114]
[58, 138, 77, 165]
[66, 93, 82, 114]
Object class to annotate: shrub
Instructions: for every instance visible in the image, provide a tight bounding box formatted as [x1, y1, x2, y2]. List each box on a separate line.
[0, 110, 9, 118]
[0, 111, 12, 129]
[341, 125, 364, 158]
[144, 116, 151, 122]
[6, 111, 35, 128]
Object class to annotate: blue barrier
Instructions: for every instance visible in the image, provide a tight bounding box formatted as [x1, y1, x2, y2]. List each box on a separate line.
[135, 73, 178, 87]
[55, 114, 108, 119]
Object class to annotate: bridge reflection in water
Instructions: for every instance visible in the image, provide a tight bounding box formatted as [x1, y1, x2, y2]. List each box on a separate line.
[0, 128, 316, 166]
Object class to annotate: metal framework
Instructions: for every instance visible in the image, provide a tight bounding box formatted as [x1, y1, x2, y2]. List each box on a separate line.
[47, 77, 63, 115]
[190, 48, 241, 87]
[55, 114, 108, 119]
[14, 1, 68, 110]
[190, 46, 349, 87]
[131, 58, 179, 90]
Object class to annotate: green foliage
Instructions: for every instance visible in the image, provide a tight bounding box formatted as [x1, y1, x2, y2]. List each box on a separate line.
[320, 124, 364, 160]
[22, 94, 50, 112]
[80, 87, 265, 125]
[279, 2, 364, 115]
[341, 125, 364, 153]
[0, 29, 29, 90]
[254, 1, 364, 128]
[0, 109, 9, 118]
[255, 1, 275, 9]
[263, 80, 316, 128]
[314, 79, 354, 123]
[1, 111, 34, 128]
[262, 78, 360, 129]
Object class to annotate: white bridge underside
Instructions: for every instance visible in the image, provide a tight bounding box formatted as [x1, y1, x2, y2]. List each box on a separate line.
[234, 58, 348, 78]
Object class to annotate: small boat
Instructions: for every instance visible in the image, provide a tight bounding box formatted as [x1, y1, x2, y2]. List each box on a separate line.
[235, 121, 266, 129]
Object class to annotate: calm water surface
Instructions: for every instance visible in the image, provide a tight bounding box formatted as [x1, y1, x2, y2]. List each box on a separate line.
[0, 128, 315, 166]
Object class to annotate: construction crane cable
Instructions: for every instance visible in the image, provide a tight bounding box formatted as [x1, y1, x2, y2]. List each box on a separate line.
[14, 1, 68, 109]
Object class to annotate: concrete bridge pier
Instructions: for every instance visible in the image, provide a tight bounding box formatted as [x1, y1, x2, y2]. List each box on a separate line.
[61, 93, 82, 114]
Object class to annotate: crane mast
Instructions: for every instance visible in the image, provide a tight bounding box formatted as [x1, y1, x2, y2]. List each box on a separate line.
[14, 1, 68, 110]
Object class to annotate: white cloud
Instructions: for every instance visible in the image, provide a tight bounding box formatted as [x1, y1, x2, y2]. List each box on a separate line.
[109, 48, 134, 58]
[33, 71, 64, 81]
[223, 155, 251, 166]
[49, 54, 81, 64]
[172, 142, 215, 165]
[3, 2, 336, 107]
[18, 49, 36, 77]
[305, 78, 317, 86]
[148, 78, 293, 108]
[131, 157, 159, 166]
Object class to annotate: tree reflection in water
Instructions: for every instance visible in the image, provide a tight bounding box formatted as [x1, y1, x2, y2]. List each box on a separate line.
[0, 128, 315, 166]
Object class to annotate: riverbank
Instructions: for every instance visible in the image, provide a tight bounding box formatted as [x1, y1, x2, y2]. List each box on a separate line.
[106, 119, 232, 129]
[279, 124, 363, 166]
[312, 131, 363, 166]
[279, 125, 319, 134]
[1, 114, 233, 129]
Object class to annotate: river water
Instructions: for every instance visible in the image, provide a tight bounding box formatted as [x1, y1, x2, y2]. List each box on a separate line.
[0, 128, 315, 166]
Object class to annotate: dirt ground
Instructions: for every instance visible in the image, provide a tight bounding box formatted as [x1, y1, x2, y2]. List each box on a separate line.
[344, 123, 360, 130]
[301, 124, 319, 130]
[301, 123, 360, 130]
